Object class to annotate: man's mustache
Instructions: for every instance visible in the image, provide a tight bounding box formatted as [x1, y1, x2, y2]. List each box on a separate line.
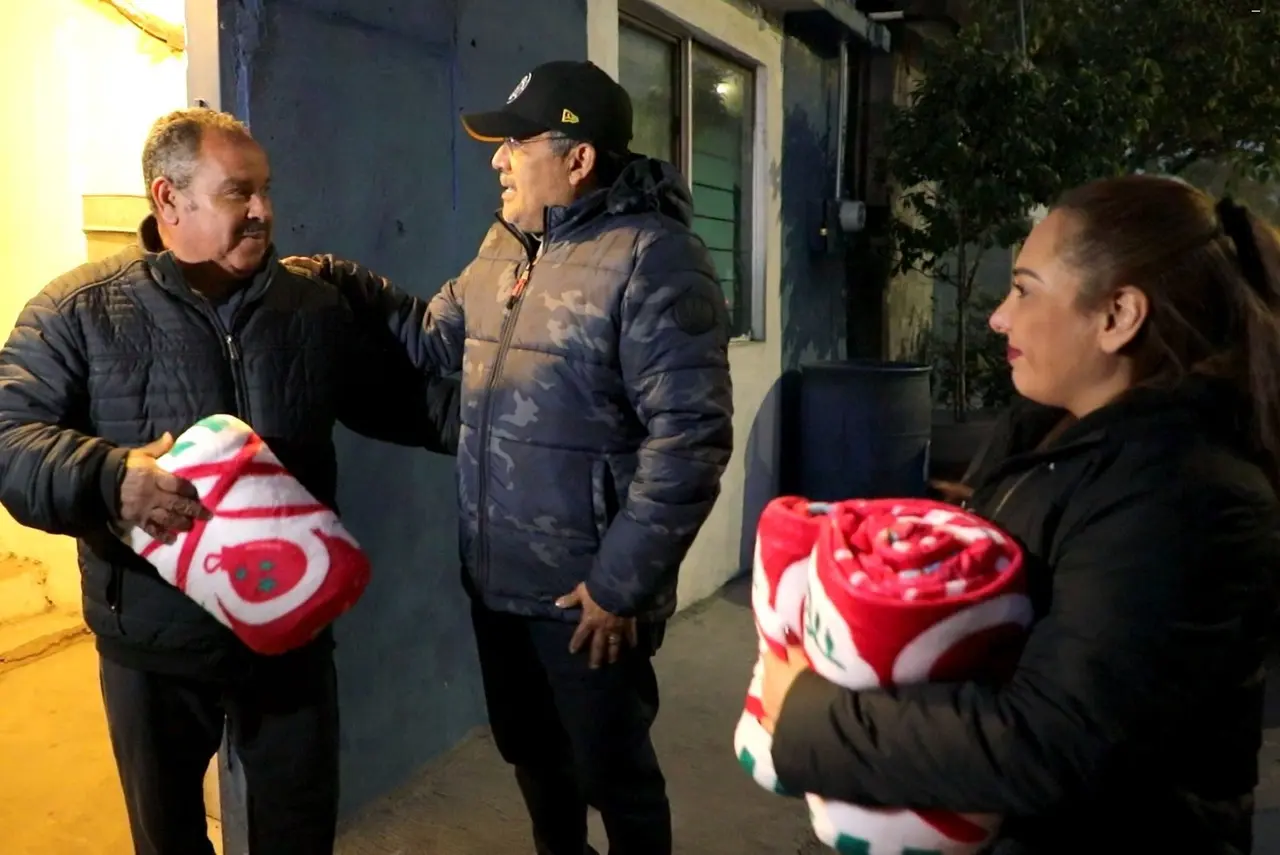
[240, 221, 268, 237]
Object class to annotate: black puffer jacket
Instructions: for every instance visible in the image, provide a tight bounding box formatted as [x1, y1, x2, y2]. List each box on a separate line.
[771, 379, 1277, 854]
[0, 218, 460, 678]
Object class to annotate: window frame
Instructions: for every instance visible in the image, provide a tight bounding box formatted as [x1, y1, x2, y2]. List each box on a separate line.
[618, 6, 767, 342]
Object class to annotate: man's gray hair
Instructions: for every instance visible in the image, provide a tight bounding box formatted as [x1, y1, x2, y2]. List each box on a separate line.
[141, 108, 252, 211]
[547, 133, 578, 158]
[546, 133, 629, 187]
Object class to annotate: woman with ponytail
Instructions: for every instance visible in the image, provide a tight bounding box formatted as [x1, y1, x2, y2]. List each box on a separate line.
[759, 174, 1280, 854]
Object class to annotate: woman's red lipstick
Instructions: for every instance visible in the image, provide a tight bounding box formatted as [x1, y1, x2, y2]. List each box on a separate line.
[1007, 346, 1023, 361]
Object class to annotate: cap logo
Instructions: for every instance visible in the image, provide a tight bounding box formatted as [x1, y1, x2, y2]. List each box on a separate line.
[507, 73, 531, 104]
[561, 109, 580, 124]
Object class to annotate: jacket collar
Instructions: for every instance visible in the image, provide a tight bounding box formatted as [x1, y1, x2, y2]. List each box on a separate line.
[136, 214, 278, 305]
[1054, 376, 1247, 449]
[493, 154, 695, 253]
[972, 376, 1254, 488]
[494, 187, 609, 258]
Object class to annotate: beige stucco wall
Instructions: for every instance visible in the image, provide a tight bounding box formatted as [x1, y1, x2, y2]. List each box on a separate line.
[0, 0, 187, 622]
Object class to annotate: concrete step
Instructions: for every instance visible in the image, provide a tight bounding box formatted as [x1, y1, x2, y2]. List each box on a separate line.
[0, 554, 51, 625]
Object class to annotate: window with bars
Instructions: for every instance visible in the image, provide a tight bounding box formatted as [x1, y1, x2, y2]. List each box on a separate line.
[617, 17, 760, 340]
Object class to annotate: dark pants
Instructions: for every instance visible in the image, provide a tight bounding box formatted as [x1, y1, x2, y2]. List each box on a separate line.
[471, 604, 672, 855]
[98, 653, 340, 855]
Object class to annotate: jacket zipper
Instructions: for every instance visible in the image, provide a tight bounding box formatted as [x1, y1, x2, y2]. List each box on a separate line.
[986, 466, 1038, 523]
[475, 240, 543, 590]
[225, 333, 250, 420]
[204, 304, 251, 424]
[108, 563, 125, 630]
[109, 300, 250, 628]
[977, 429, 1096, 524]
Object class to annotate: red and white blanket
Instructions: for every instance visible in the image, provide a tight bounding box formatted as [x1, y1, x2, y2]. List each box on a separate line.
[735, 496, 1031, 855]
[126, 414, 372, 655]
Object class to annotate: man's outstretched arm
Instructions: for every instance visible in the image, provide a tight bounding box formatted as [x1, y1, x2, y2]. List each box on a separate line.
[287, 255, 467, 375]
[333, 296, 462, 455]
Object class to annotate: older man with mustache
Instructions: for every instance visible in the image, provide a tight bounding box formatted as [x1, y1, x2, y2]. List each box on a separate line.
[0, 107, 461, 854]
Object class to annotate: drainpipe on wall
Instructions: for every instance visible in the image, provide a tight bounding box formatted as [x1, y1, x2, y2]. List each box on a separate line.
[821, 36, 867, 252]
[763, 0, 885, 253]
[835, 36, 849, 201]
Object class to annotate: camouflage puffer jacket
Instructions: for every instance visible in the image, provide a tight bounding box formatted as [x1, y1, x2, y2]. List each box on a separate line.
[304, 157, 734, 622]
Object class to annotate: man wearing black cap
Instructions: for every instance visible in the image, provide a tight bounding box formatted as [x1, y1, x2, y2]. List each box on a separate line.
[289, 59, 734, 854]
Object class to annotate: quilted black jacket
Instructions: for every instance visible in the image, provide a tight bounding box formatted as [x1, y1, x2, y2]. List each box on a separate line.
[0, 218, 460, 678]
[771, 380, 1276, 854]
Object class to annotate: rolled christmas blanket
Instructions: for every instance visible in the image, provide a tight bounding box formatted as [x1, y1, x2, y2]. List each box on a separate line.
[736, 496, 1032, 855]
[735, 496, 829, 794]
[126, 414, 372, 655]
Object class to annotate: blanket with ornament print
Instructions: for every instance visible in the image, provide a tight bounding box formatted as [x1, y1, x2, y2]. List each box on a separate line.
[734, 496, 1031, 855]
[126, 414, 371, 655]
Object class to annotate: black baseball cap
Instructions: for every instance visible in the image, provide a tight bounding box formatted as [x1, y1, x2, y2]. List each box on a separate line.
[462, 60, 633, 154]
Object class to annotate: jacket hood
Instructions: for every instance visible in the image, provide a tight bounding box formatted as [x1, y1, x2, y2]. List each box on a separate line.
[540, 155, 694, 239]
[602, 154, 694, 227]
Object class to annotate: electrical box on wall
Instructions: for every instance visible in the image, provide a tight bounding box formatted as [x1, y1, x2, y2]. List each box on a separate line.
[809, 198, 868, 255]
[838, 199, 867, 232]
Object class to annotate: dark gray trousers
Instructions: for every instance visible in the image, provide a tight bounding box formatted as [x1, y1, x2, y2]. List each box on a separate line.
[98, 653, 339, 855]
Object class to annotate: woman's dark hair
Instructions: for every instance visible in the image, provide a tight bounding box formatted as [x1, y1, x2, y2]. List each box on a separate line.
[1054, 174, 1280, 475]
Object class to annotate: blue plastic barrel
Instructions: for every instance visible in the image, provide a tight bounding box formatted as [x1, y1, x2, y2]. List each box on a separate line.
[795, 359, 932, 501]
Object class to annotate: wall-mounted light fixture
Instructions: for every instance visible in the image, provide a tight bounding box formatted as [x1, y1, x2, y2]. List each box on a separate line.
[102, 0, 185, 52]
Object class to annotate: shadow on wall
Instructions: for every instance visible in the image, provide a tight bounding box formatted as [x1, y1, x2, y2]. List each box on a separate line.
[736, 370, 802, 574]
[222, 0, 591, 819]
[779, 50, 848, 371]
[738, 34, 848, 567]
[329, 433, 479, 810]
[241, 0, 489, 808]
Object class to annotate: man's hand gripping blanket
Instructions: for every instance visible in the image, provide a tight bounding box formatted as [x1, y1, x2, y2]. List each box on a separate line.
[126, 415, 371, 655]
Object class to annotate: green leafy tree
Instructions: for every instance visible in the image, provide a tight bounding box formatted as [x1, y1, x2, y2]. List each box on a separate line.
[925, 292, 1015, 413]
[886, 2, 1280, 419]
[1017, 1, 1280, 176]
[885, 25, 1130, 419]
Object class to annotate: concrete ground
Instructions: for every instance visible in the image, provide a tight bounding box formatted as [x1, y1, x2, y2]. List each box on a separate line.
[1, 579, 1278, 853]
[333, 578, 1280, 854]
[0, 632, 222, 855]
[334, 580, 822, 855]
[0, 633, 134, 855]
